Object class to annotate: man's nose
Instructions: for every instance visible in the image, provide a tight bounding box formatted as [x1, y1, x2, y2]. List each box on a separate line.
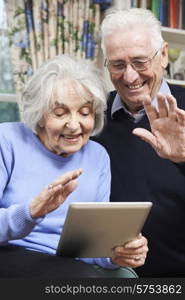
[122, 64, 139, 83]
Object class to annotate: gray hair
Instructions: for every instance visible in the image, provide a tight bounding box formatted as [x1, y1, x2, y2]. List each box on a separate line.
[20, 55, 107, 136]
[101, 8, 164, 56]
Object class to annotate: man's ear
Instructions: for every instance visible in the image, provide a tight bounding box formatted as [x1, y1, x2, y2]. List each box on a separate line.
[161, 42, 169, 69]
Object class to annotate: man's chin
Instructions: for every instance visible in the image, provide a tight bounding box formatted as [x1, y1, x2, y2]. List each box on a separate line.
[124, 97, 144, 111]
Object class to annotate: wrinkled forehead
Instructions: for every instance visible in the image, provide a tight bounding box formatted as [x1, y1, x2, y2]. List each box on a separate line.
[104, 27, 154, 58]
[50, 79, 93, 107]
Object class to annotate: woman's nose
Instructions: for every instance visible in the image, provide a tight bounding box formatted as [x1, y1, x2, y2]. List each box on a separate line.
[66, 116, 80, 131]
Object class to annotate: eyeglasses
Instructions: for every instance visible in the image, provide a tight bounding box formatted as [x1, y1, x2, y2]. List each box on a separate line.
[104, 49, 160, 75]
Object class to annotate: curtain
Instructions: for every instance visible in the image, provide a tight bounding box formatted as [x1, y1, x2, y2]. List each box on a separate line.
[4, 0, 112, 94]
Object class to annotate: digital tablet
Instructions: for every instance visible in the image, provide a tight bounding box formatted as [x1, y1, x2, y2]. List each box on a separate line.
[56, 202, 152, 258]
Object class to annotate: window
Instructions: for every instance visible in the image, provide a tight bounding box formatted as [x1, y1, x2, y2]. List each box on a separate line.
[0, 0, 19, 122]
[0, 0, 15, 95]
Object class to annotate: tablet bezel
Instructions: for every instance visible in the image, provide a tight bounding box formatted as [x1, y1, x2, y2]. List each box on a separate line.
[56, 202, 152, 258]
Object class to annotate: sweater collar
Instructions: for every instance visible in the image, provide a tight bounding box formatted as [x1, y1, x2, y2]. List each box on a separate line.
[111, 78, 171, 123]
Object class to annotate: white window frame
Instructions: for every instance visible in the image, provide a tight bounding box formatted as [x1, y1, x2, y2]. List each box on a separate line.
[0, 93, 19, 103]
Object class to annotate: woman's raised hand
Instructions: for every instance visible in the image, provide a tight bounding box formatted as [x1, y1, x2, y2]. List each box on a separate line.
[30, 168, 83, 218]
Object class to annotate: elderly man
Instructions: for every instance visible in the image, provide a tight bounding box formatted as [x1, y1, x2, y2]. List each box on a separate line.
[93, 8, 185, 277]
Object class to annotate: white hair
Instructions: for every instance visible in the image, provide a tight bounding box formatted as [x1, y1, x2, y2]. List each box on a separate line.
[101, 8, 164, 56]
[20, 55, 107, 136]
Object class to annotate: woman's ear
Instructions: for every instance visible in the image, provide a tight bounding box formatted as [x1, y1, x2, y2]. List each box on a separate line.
[38, 117, 45, 128]
[161, 42, 169, 69]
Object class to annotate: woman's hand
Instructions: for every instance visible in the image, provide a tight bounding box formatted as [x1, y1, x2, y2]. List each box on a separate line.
[111, 234, 148, 268]
[30, 168, 83, 218]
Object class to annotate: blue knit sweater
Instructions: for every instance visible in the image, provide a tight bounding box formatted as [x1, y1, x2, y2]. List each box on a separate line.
[0, 122, 118, 269]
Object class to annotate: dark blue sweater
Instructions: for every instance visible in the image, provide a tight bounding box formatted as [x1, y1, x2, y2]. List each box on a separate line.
[93, 84, 185, 277]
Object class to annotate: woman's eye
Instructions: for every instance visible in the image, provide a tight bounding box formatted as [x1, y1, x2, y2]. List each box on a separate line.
[80, 107, 91, 116]
[53, 108, 65, 117]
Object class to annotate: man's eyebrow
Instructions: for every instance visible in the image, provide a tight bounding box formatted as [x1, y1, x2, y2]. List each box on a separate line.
[132, 55, 149, 60]
[110, 55, 149, 63]
[109, 59, 125, 63]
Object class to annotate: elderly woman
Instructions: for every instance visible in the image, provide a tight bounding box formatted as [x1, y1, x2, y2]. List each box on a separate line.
[0, 55, 148, 277]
